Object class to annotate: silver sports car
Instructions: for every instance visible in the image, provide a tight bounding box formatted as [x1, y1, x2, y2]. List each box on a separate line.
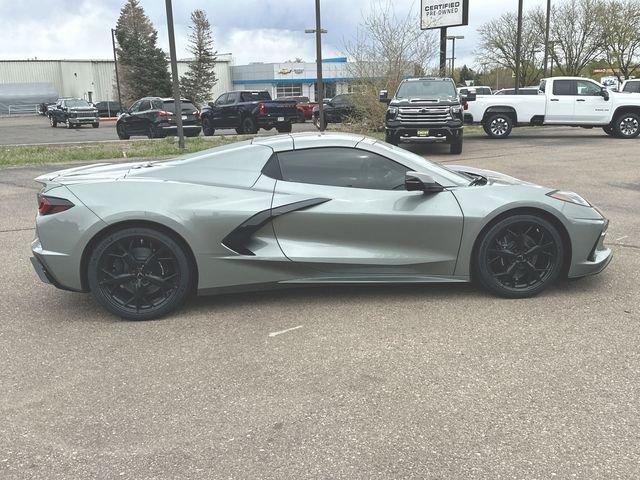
[31, 132, 611, 320]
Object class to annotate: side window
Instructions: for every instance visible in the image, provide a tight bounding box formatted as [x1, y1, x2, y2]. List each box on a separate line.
[552, 80, 576, 96]
[539, 80, 546, 93]
[225, 93, 238, 105]
[623, 81, 640, 93]
[151, 99, 164, 110]
[277, 147, 409, 190]
[139, 100, 152, 111]
[129, 100, 142, 112]
[576, 80, 602, 96]
[214, 94, 227, 106]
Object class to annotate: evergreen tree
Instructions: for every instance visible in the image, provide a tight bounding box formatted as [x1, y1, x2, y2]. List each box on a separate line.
[114, 0, 171, 107]
[180, 9, 218, 105]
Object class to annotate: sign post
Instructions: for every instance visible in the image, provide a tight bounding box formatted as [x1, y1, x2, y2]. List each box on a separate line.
[421, 0, 469, 77]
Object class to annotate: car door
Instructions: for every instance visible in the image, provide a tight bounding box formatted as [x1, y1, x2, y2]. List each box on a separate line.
[121, 100, 142, 133]
[574, 79, 611, 124]
[269, 147, 464, 276]
[209, 94, 227, 128]
[545, 79, 576, 123]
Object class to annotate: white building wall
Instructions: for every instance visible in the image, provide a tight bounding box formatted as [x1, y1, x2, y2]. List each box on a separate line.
[0, 55, 233, 104]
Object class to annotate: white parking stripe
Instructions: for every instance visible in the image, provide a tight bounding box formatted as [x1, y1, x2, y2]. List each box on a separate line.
[268, 325, 303, 338]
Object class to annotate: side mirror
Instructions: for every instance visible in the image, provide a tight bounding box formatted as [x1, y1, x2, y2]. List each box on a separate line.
[601, 87, 610, 101]
[379, 90, 390, 104]
[405, 171, 444, 193]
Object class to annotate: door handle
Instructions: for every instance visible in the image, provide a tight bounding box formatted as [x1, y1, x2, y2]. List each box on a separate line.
[550, 98, 559, 102]
[576, 99, 586, 102]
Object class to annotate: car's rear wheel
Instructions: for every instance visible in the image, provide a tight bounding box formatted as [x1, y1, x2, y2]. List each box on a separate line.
[88, 227, 193, 320]
[475, 214, 564, 298]
[116, 123, 130, 140]
[240, 116, 258, 134]
[202, 117, 215, 136]
[483, 113, 513, 138]
[66, 121, 74, 129]
[276, 122, 292, 133]
[612, 112, 640, 138]
[49, 116, 57, 128]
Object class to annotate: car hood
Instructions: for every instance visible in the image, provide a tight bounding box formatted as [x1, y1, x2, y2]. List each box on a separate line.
[446, 165, 538, 187]
[34, 161, 157, 186]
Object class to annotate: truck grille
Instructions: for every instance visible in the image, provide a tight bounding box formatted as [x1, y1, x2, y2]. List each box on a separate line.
[397, 106, 452, 124]
[75, 111, 96, 118]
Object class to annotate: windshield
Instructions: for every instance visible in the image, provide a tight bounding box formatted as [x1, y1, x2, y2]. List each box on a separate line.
[396, 80, 457, 100]
[65, 99, 91, 108]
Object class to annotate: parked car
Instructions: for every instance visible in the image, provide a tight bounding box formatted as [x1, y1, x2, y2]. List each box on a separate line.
[199, 90, 298, 136]
[94, 101, 122, 117]
[280, 96, 317, 122]
[494, 87, 540, 95]
[116, 97, 201, 140]
[48, 98, 99, 129]
[30, 132, 611, 320]
[380, 77, 473, 154]
[464, 76, 640, 138]
[312, 94, 359, 129]
[458, 86, 492, 96]
[620, 79, 640, 93]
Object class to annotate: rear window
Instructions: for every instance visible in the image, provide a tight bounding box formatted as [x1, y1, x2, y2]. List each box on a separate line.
[623, 81, 640, 93]
[163, 101, 197, 113]
[553, 80, 576, 96]
[240, 91, 271, 102]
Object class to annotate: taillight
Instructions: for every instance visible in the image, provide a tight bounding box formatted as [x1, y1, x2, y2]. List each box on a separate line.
[258, 102, 268, 115]
[157, 110, 173, 117]
[463, 101, 469, 111]
[38, 194, 74, 216]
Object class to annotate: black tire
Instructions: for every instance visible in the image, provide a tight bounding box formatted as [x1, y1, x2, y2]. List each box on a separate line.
[313, 116, 327, 131]
[116, 123, 130, 140]
[449, 131, 463, 154]
[474, 214, 564, 298]
[240, 116, 258, 134]
[185, 130, 200, 138]
[49, 116, 57, 128]
[276, 122, 292, 133]
[92, 122, 99, 128]
[66, 120, 74, 129]
[298, 112, 306, 123]
[147, 125, 158, 139]
[87, 227, 193, 321]
[483, 113, 513, 139]
[385, 130, 399, 145]
[202, 117, 215, 136]
[603, 125, 614, 136]
[612, 112, 640, 139]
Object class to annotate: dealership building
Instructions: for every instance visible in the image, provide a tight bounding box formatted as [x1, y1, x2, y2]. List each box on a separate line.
[0, 55, 357, 113]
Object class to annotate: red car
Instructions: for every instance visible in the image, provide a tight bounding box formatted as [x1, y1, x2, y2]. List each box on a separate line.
[280, 96, 317, 122]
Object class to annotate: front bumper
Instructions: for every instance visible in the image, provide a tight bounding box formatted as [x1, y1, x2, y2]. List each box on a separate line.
[386, 119, 464, 142]
[68, 117, 98, 125]
[568, 218, 613, 278]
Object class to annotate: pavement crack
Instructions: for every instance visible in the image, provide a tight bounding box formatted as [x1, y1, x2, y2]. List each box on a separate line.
[609, 242, 640, 251]
[0, 227, 35, 233]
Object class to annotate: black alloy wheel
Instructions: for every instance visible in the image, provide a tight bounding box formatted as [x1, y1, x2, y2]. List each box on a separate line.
[475, 215, 564, 298]
[88, 227, 192, 320]
[202, 117, 215, 136]
[241, 116, 258, 134]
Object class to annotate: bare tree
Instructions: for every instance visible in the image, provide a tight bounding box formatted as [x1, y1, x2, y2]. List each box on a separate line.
[475, 9, 545, 87]
[343, 0, 437, 130]
[544, 0, 604, 76]
[600, 0, 640, 81]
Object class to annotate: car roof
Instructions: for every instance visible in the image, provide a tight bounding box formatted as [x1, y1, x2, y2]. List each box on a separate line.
[252, 132, 367, 152]
[403, 77, 454, 82]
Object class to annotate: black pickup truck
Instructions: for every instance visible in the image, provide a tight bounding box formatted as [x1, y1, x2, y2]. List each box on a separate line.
[48, 98, 100, 129]
[200, 90, 298, 136]
[379, 77, 475, 154]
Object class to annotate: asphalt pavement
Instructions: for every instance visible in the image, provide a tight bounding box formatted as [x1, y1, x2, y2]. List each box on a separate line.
[1, 127, 639, 479]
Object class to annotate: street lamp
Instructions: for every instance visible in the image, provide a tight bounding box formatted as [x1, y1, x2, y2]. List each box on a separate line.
[305, 0, 327, 131]
[543, 0, 552, 77]
[164, 0, 184, 149]
[110, 28, 122, 109]
[514, 0, 524, 94]
[446, 35, 464, 78]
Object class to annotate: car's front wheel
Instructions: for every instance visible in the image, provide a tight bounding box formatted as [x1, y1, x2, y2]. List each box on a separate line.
[202, 117, 215, 136]
[49, 116, 57, 128]
[474, 214, 564, 298]
[483, 113, 513, 139]
[116, 123, 130, 140]
[87, 227, 193, 320]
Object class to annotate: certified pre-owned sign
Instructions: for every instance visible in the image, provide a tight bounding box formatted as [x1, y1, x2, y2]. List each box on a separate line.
[421, 0, 469, 30]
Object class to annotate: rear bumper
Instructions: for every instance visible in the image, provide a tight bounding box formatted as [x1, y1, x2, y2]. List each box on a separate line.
[257, 115, 297, 127]
[30, 248, 82, 292]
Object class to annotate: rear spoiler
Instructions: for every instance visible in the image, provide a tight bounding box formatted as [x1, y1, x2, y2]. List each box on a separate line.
[34, 163, 111, 186]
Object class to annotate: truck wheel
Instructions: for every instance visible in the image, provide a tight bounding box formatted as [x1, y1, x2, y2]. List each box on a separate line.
[612, 112, 640, 139]
[92, 122, 99, 128]
[603, 126, 614, 136]
[385, 131, 399, 146]
[449, 133, 463, 154]
[201, 117, 215, 136]
[66, 120, 74, 129]
[276, 123, 292, 133]
[483, 113, 513, 139]
[49, 116, 57, 128]
[240, 117, 258, 134]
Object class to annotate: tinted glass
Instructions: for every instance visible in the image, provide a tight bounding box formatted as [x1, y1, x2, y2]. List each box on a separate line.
[576, 80, 601, 96]
[278, 147, 409, 190]
[553, 80, 576, 96]
[129, 100, 142, 112]
[623, 81, 640, 93]
[396, 80, 457, 100]
[331, 95, 352, 106]
[163, 101, 197, 113]
[214, 94, 227, 105]
[139, 100, 151, 111]
[240, 91, 271, 102]
[65, 99, 91, 108]
[477, 87, 492, 95]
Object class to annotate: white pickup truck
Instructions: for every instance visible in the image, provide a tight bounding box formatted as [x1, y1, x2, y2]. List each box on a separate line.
[464, 76, 640, 139]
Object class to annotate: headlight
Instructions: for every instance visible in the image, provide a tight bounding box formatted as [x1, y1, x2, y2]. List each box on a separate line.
[547, 190, 591, 207]
[450, 105, 462, 115]
[387, 106, 398, 117]
[69, 112, 77, 118]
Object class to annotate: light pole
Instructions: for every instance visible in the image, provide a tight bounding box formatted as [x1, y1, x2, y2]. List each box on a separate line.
[110, 28, 122, 109]
[514, 0, 524, 93]
[164, 0, 184, 149]
[305, 0, 327, 131]
[446, 35, 464, 78]
[543, 0, 552, 77]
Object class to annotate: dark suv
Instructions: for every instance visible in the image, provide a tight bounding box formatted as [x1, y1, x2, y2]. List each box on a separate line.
[116, 97, 201, 140]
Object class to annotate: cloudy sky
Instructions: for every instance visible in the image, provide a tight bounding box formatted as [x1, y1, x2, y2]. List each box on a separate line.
[0, 0, 548, 68]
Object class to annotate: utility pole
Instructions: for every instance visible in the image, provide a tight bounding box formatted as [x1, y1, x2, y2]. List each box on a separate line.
[439, 27, 448, 76]
[164, 0, 184, 149]
[111, 28, 122, 109]
[446, 35, 464, 78]
[543, 0, 551, 77]
[514, 0, 524, 94]
[306, 0, 327, 131]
